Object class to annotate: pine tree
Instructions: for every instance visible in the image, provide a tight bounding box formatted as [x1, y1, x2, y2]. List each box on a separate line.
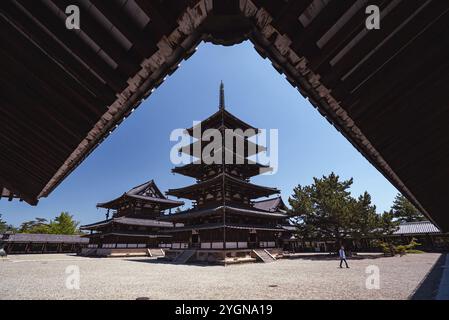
[288, 173, 398, 248]
[288, 172, 354, 245]
[0, 214, 8, 233]
[48, 212, 79, 234]
[391, 193, 426, 222]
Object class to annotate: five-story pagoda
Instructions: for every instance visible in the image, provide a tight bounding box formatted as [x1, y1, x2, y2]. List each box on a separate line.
[163, 83, 288, 264]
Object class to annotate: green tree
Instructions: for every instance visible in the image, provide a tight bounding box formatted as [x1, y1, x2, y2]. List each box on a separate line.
[350, 193, 399, 238]
[378, 211, 399, 235]
[391, 193, 426, 222]
[48, 212, 79, 235]
[18, 213, 80, 234]
[0, 214, 8, 233]
[19, 218, 50, 234]
[288, 172, 354, 245]
[350, 192, 379, 239]
[288, 173, 399, 248]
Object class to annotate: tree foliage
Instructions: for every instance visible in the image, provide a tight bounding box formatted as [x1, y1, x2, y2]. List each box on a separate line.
[377, 237, 422, 256]
[0, 213, 18, 233]
[48, 212, 79, 234]
[19, 212, 80, 235]
[0, 214, 8, 233]
[391, 193, 426, 222]
[350, 192, 378, 239]
[378, 210, 399, 235]
[288, 173, 398, 242]
[289, 173, 354, 241]
[19, 217, 50, 234]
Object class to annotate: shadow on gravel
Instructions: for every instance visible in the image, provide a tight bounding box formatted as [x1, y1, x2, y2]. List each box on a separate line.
[287, 253, 385, 261]
[124, 258, 214, 267]
[411, 253, 446, 300]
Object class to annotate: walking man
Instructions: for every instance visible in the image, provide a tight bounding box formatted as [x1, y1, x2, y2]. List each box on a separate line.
[0, 247, 7, 260]
[339, 246, 349, 268]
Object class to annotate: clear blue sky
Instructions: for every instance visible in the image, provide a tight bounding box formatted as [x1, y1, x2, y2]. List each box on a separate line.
[0, 41, 399, 227]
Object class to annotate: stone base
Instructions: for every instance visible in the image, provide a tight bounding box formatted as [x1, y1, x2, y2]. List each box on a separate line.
[164, 248, 283, 265]
[80, 248, 165, 258]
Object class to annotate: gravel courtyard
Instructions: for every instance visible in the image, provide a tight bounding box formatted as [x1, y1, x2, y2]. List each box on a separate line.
[0, 253, 442, 300]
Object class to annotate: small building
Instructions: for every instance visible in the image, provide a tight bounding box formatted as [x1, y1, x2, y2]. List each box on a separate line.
[1, 233, 88, 254]
[253, 197, 287, 213]
[80, 180, 183, 257]
[385, 221, 449, 251]
[253, 197, 298, 251]
[352, 221, 449, 252]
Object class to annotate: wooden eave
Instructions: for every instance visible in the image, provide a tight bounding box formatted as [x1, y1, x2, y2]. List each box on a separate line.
[2, 1, 449, 232]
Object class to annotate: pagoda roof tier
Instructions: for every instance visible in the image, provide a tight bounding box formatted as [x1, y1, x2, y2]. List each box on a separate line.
[163, 223, 286, 233]
[161, 205, 288, 222]
[172, 163, 272, 179]
[179, 137, 266, 159]
[97, 180, 184, 210]
[85, 232, 172, 239]
[166, 173, 279, 200]
[80, 216, 175, 231]
[186, 108, 259, 137]
[187, 147, 263, 167]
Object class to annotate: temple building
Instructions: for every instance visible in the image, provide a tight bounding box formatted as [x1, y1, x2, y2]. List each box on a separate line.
[253, 197, 299, 252]
[162, 83, 290, 264]
[80, 180, 183, 257]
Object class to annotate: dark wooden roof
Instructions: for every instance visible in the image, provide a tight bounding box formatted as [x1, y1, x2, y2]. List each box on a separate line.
[2, 1, 449, 232]
[163, 222, 285, 233]
[392, 221, 442, 236]
[85, 232, 172, 239]
[185, 108, 259, 137]
[0, 188, 19, 202]
[161, 204, 288, 222]
[166, 173, 279, 199]
[180, 105, 266, 164]
[179, 136, 265, 159]
[80, 216, 174, 230]
[0, 0, 197, 205]
[126, 180, 165, 198]
[253, 197, 287, 212]
[172, 163, 272, 179]
[97, 180, 183, 209]
[281, 224, 297, 232]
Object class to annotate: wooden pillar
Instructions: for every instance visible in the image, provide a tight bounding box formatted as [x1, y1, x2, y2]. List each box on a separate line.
[427, 234, 434, 250]
[222, 227, 226, 250]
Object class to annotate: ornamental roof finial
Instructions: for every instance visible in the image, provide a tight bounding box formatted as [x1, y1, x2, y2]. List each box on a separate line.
[219, 81, 225, 110]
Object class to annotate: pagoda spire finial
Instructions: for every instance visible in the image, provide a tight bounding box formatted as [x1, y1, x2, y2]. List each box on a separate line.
[219, 81, 225, 110]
